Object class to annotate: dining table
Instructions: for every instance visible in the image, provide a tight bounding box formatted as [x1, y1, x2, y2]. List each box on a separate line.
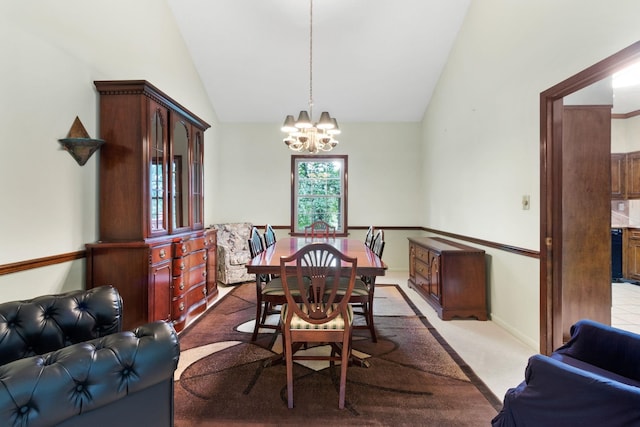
[245, 236, 388, 367]
[245, 236, 387, 277]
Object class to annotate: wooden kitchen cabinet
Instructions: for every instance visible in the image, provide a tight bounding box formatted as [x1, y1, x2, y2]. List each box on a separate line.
[612, 151, 640, 200]
[408, 237, 487, 320]
[626, 151, 640, 199]
[625, 228, 640, 281]
[612, 153, 626, 199]
[86, 80, 212, 332]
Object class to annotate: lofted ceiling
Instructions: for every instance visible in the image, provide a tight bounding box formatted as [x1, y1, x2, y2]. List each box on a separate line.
[167, 1, 640, 123]
[166, 0, 471, 123]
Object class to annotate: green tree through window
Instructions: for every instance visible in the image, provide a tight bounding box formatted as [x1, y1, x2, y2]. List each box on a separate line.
[291, 155, 347, 235]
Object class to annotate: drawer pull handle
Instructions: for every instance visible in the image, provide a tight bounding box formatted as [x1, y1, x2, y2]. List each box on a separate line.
[180, 263, 185, 271]
[182, 244, 187, 253]
[179, 302, 185, 311]
[179, 282, 185, 290]
[202, 287, 207, 295]
[159, 249, 166, 258]
[202, 271, 207, 277]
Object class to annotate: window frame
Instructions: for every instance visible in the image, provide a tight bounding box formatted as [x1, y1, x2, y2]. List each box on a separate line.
[290, 155, 348, 236]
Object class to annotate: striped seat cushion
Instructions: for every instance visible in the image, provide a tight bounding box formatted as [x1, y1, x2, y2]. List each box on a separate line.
[282, 303, 354, 330]
[262, 277, 308, 296]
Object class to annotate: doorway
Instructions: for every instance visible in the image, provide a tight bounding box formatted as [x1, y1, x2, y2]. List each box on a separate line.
[540, 41, 640, 355]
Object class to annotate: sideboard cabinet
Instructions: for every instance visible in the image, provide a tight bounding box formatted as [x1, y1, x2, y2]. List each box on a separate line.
[408, 237, 487, 320]
[86, 80, 215, 332]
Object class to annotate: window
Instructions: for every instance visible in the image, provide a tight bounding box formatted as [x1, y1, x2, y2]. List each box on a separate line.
[291, 155, 348, 235]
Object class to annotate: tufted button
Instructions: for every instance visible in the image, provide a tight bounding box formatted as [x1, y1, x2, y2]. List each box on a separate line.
[20, 406, 29, 414]
[76, 384, 84, 392]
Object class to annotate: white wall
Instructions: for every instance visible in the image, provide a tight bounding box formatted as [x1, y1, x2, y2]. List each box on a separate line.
[213, 122, 423, 228]
[612, 115, 640, 152]
[0, 0, 217, 301]
[421, 0, 640, 349]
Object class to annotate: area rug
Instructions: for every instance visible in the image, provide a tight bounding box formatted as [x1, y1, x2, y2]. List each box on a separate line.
[174, 283, 501, 426]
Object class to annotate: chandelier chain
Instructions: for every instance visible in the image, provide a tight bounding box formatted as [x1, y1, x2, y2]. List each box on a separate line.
[309, 0, 313, 117]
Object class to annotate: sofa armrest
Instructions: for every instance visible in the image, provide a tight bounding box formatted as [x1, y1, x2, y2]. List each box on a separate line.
[0, 321, 179, 427]
[554, 319, 640, 381]
[492, 354, 640, 426]
[0, 286, 122, 366]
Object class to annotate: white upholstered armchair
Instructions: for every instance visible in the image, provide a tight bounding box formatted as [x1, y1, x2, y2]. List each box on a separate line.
[211, 222, 255, 285]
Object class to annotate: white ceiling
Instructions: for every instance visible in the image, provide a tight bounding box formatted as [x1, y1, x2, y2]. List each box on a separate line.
[167, 0, 471, 123]
[167, 1, 640, 123]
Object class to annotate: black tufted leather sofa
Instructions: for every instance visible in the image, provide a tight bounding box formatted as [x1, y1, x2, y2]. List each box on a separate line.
[0, 286, 180, 427]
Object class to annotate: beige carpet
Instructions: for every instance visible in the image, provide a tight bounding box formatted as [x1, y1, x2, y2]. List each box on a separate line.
[174, 283, 500, 426]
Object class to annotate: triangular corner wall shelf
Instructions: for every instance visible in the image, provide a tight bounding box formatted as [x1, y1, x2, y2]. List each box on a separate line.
[58, 116, 105, 166]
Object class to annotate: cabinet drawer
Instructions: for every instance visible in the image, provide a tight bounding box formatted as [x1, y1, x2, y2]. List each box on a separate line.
[172, 283, 207, 316]
[151, 244, 172, 265]
[173, 276, 187, 297]
[415, 245, 431, 263]
[173, 249, 206, 273]
[414, 258, 429, 279]
[174, 236, 205, 257]
[188, 264, 207, 286]
[415, 271, 429, 288]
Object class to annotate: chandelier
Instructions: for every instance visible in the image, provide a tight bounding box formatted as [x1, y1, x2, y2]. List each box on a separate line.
[281, 0, 340, 154]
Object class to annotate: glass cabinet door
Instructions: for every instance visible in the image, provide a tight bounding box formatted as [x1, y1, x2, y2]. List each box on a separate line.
[171, 119, 190, 232]
[149, 103, 168, 235]
[192, 130, 204, 229]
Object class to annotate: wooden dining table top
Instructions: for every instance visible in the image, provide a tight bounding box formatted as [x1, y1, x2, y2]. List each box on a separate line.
[245, 237, 387, 276]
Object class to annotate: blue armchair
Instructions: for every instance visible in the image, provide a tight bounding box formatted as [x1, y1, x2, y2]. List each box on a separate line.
[492, 319, 640, 427]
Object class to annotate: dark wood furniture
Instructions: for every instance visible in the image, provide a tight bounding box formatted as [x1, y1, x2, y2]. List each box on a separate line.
[627, 151, 640, 199]
[611, 151, 640, 200]
[279, 243, 358, 409]
[263, 224, 277, 249]
[612, 153, 627, 199]
[85, 80, 216, 332]
[408, 237, 487, 321]
[246, 237, 387, 278]
[624, 228, 640, 281]
[558, 106, 612, 341]
[304, 220, 336, 238]
[247, 226, 288, 341]
[246, 237, 387, 343]
[349, 228, 385, 342]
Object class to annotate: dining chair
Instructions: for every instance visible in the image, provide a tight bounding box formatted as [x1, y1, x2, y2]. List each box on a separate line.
[336, 228, 385, 342]
[304, 220, 336, 239]
[248, 226, 285, 341]
[264, 223, 277, 248]
[279, 242, 357, 409]
[364, 225, 375, 248]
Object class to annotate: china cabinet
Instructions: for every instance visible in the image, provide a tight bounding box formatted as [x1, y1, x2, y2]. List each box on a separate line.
[86, 80, 215, 332]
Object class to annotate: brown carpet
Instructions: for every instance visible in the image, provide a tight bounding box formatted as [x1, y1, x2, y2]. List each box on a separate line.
[174, 283, 501, 426]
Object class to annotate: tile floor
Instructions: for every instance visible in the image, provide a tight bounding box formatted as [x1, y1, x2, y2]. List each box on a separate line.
[210, 273, 640, 404]
[612, 281, 640, 334]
